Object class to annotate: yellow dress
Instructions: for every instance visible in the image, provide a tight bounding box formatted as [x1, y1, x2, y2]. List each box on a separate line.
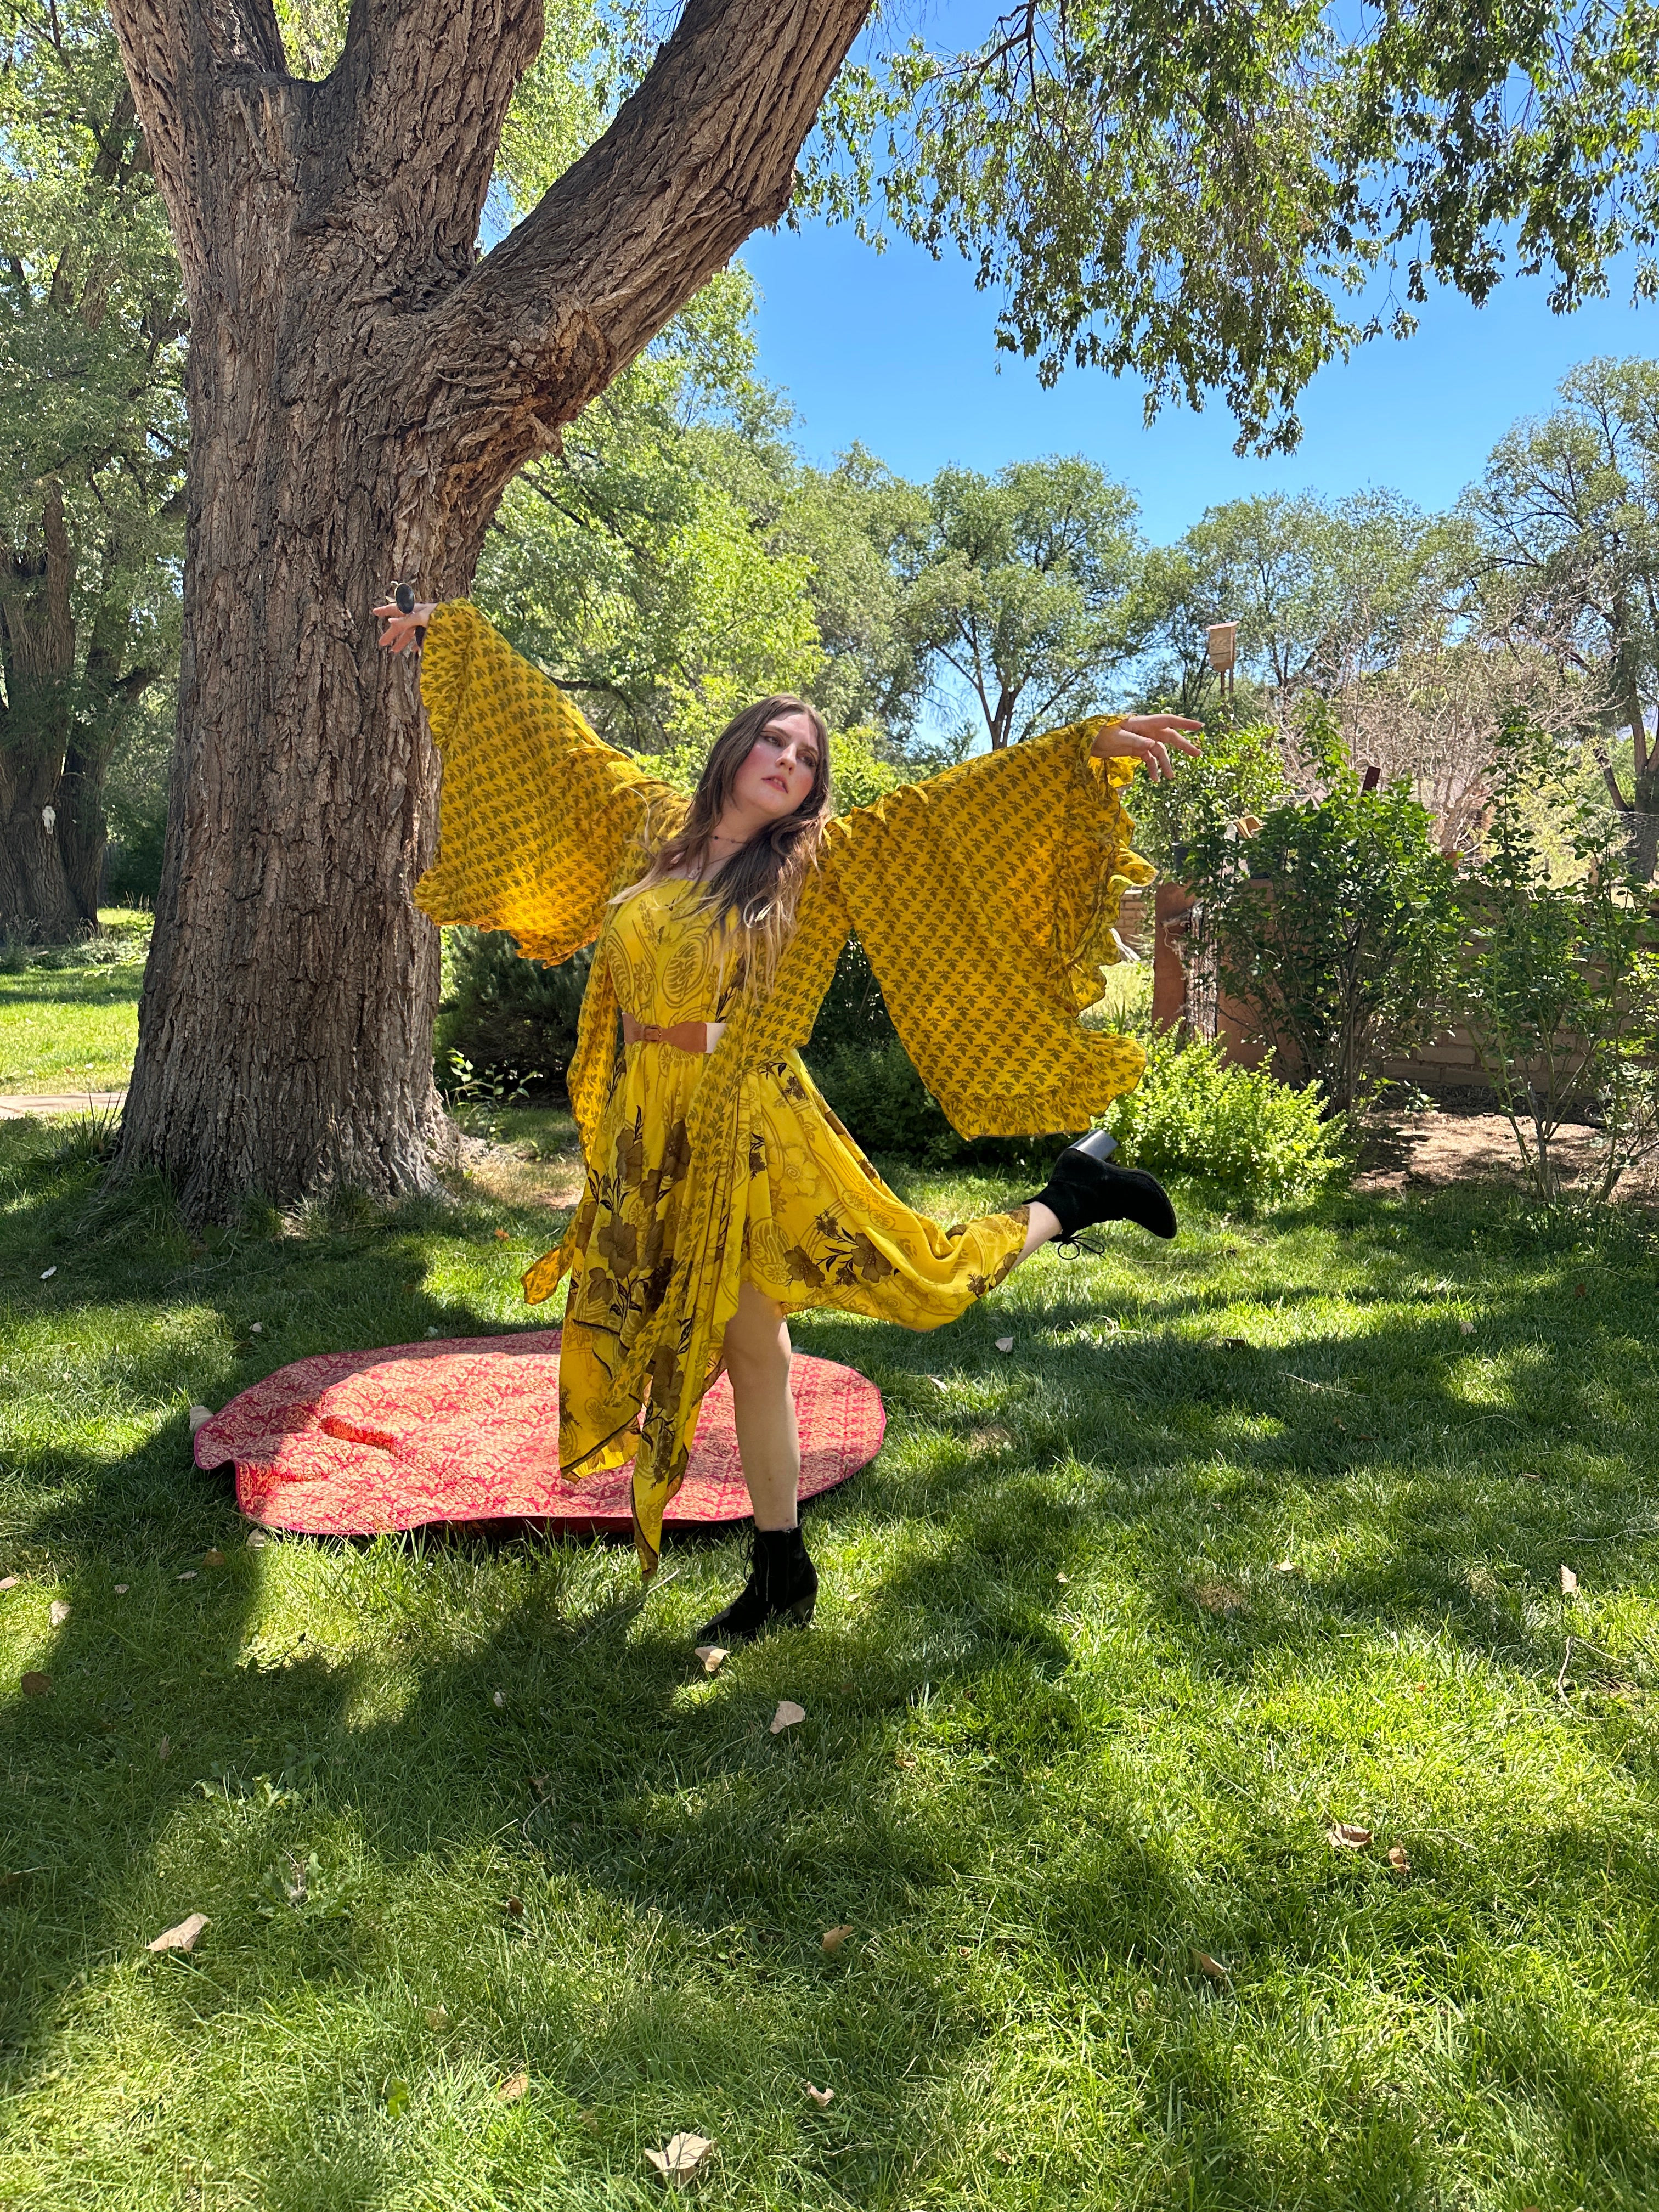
[414, 603, 1155, 1570]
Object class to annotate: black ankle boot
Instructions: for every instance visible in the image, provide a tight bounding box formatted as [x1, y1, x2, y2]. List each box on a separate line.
[696, 1524, 819, 1646]
[1029, 1127, 1177, 1241]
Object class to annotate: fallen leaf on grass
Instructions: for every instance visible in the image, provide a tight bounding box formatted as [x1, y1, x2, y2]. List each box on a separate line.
[1458, 1318, 1475, 1335]
[424, 2004, 450, 2031]
[770, 1699, 805, 1735]
[1271, 1559, 1296, 1575]
[113, 1584, 128, 1595]
[1329, 1822, 1373, 1850]
[202, 1549, 226, 1568]
[1194, 1951, 1230, 1984]
[994, 1336, 1014, 1353]
[146, 1912, 208, 1954]
[1222, 1335, 1250, 1351]
[805, 2083, 833, 2108]
[504, 1896, 524, 1918]
[249, 1321, 263, 1335]
[1055, 1572, 1069, 1585]
[0, 1576, 18, 1592]
[645, 2132, 713, 2182]
[245, 1529, 269, 1549]
[494, 1229, 510, 1240]
[48, 1600, 70, 1628]
[1387, 1844, 1412, 1874]
[821, 1925, 854, 1954]
[1560, 1565, 1579, 1596]
[157, 1735, 170, 1762]
[176, 1570, 196, 1582]
[187, 1406, 212, 1434]
[1192, 1579, 1248, 1617]
[529, 1773, 551, 1798]
[694, 1645, 727, 1675]
[20, 1671, 51, 1697]
[496, 2072, 528, 2104]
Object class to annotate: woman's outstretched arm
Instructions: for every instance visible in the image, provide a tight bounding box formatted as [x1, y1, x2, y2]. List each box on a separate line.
[389, 599, 678, 966]
[822, 709, 1200, 1138]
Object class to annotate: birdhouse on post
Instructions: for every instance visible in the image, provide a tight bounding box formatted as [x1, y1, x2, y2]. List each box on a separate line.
[1205, 622, 1238, 706]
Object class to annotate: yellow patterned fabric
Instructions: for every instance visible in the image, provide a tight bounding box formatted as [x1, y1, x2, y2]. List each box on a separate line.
[551, 878, 1029, 1542]
[415, 603, 1155, 1571]
[415, 600, 681, 966]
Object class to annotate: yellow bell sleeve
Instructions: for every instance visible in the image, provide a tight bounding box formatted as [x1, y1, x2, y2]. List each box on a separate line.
[413, 602, 679, 963]
[822, 718, 1156, 1138]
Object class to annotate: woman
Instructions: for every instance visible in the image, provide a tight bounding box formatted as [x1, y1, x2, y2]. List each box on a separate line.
[379, 595, 1200, 1641]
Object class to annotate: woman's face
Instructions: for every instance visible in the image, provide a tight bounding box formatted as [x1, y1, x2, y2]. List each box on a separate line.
[732, 708, 822, 822]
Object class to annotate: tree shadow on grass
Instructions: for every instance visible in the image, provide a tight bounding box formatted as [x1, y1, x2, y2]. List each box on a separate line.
[6, 1132, 1659, 2203]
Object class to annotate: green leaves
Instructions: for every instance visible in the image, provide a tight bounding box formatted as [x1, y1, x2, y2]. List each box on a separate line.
[804, 0, 1659, 452]
[475, 272, 824, 758]
[1186, 737, 1463, 1111]
[1454, 714, 1659, 1202]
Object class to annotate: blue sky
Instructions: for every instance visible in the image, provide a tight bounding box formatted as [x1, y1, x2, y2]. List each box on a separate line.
[742, 220, 1659, 543]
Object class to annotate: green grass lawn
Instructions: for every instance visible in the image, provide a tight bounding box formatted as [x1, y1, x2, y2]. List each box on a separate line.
[0, 915, 151, 1093]
[3, 1108, 1659, 2209]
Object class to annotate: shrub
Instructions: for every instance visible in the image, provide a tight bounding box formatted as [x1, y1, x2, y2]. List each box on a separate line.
[1457, 719, 1659, 1203]
[1108, 1032, 1345, 1206]
[807, 932, 900, 1058]
[1186, 716, 1461, 1112]
[435, 929, 589, 1096]
[808, 1035, 960, 1163]
[1130, 715, 1289, 875]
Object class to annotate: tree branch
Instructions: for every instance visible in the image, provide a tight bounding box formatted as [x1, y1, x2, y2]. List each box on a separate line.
[315, 0, 541, 290]
[107, 0, 287, 277]
[416, 0, 872, 524]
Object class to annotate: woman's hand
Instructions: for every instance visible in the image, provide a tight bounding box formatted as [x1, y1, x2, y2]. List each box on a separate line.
[375, 597, 437, 654]
[1091, 714, 1204, 783]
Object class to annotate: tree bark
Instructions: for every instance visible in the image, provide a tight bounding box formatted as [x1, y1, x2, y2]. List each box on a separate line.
[106, 0, 871, 1218]
[0, 484, 85, 941]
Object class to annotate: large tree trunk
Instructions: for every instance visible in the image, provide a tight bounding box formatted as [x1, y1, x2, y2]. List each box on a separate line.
[108, 0, 870, 1219]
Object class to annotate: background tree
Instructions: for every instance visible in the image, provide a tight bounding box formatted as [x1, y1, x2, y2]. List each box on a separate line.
[104, 0, 1659, 1211]
[1465, 356, 1659, 874]
[476, 270, 825, 757]
[1136, 491, 1444, 724]
[103, 0, 872, 1217]
[778, 444, 933, 747]
[897, 456, 1143, 750]
[0, 0, 185, 941]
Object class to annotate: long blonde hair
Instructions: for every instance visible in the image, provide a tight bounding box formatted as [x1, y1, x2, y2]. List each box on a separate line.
[623, 694, 833, 989]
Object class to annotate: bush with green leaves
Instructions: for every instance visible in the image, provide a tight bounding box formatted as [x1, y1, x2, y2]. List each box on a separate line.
[1107, 1031, 1345, 1206]
[1186, 719, 1462, 1113]
[1128, 714, 1289, 874]
[1457, 719, 1659, 1203]
[435, 931, 590, 1097]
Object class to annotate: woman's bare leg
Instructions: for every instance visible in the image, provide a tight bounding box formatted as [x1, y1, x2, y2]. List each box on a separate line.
[722, 1278, 800, 1531]
[1015, 1200, 1062, 1266]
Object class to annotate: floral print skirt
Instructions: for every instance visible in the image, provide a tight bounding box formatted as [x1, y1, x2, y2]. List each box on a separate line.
[542, 1042, 1029, 1486]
